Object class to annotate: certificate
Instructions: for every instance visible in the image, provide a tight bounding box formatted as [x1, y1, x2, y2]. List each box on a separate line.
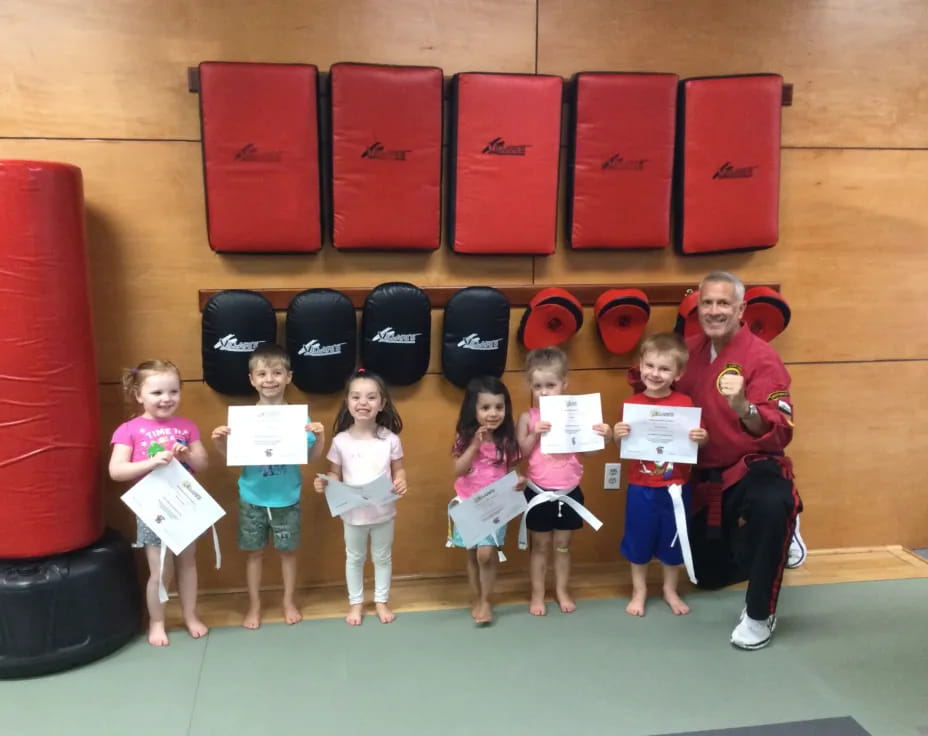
[322, 474, 398, 518]
[450, 471, 527, 548]
[539, 393, 605, 454]
[121, 459, 226, 555]
[619, 403, 702, 465]
[225, 404, 308, 466]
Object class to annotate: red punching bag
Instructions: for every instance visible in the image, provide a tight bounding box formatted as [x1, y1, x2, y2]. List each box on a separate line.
[0, 160, 102, 557]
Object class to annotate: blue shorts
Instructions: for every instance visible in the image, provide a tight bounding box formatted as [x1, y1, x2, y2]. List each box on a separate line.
[620, 483, 691, 566]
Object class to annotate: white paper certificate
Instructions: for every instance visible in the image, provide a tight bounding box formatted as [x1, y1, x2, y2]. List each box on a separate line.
[322, 474, 398, 518]
[619, 403, 703, 465]
[225, 404, 308, 466]
[539, 393, 605, 454]
[121, 459, 226, 555]
[450, 471, 527, 548]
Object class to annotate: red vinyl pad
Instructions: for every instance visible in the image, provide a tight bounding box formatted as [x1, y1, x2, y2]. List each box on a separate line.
[518, 288, 583, 350]
[570, 73, 677, 249]
[675, 75, 783, 254]
[198, 62, 321, 253]
[743, 286, 790, 342]
[450, 73, 562, 254]
[594, 289, 651, 355]
[330, 63, 442, 250]
[674, 291, 701, 339]
[0, 161, 102, 557]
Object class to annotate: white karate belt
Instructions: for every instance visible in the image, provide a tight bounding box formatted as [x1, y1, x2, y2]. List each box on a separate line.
[667, 484, 697, 584]
[158, 524, 222, 603]
[445, 498, 507, 562]
[518, 481, 604, 550]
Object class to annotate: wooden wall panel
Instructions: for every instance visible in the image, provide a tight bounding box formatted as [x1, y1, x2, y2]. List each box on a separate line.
[0, 0, 536, 139]
[789, 362, 928, 551]
[537, 0, 928, 148]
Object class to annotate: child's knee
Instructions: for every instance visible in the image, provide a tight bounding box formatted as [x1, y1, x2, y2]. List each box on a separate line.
[531, 533, 553, 553]
[371, 546, 392, 566]
[345, 546, 367, 565]
[475, 546, 497, 565]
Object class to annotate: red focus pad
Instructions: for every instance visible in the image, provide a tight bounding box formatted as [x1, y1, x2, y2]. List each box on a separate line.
[518, 288, 583, 350]
[673, 291, 701, 339]
[744, 286, 790, 342]
[595, 289, 650, 355]
[569, 73, 677, 249]
[450, 73, 562, 254]
[0, 161, 102, 557]
[198, 62, 321, 253]
[330, 63, 442, 250]
[675, 74, 783, 254]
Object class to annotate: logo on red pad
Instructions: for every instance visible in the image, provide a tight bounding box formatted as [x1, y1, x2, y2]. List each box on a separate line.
[481, 138, 531, 156]
[234, 143, 282, 162]
[712, 162, 758, 179]
[361, 142, 411, 161]
[601, 153, 647, 171]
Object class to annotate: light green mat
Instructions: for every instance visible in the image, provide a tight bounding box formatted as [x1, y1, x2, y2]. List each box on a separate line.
[2, 579, 926, 736]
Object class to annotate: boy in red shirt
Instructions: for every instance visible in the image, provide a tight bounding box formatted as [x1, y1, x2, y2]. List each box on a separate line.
[614, 333, 708, 617]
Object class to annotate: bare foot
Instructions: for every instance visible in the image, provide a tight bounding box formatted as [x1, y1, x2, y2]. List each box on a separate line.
[375, 602, 396, 624]
[625, 591, 646, 617]
[663, 589, 691, 615]
[242, 606, 261, 630]
[529, 594, 547, 616]
[556, 592, 577, 613]
[148, 621, 170, 647]
[185, 617, 209, 638]
[345, 603, 363, 626]
[471, 602, 481, 621]
[474, 601, 493, 624]
[283, 601, 303, 625]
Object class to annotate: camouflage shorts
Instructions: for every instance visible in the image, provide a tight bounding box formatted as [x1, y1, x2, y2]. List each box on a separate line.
[238, 499, 301, 552]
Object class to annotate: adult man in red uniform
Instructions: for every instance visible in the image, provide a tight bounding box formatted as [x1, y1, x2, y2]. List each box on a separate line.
[676, 271, 803, 650]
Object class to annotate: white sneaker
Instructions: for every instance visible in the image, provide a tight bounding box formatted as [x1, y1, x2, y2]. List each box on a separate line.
[731, 608, 777, 650]
[786, 516, 807, 569]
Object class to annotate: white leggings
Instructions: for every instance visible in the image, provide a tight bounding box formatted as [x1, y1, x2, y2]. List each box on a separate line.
[343, 519, 394, 604]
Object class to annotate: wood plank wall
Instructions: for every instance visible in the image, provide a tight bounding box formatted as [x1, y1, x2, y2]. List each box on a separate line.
[2, 0, 927, 592]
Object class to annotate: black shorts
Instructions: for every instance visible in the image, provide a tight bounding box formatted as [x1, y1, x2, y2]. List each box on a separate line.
[524, 486, 585, 532]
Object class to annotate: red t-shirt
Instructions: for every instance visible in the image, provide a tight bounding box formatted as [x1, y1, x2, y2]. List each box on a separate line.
[622, 391, 696, 487]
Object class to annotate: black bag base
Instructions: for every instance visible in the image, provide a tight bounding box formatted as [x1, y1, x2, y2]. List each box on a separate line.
[0, 528, 142, 679]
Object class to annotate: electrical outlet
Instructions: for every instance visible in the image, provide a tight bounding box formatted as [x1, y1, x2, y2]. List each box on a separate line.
[603, 462, 621, 490]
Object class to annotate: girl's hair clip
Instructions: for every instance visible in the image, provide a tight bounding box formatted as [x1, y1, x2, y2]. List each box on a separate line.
[357, 368, 366, 374]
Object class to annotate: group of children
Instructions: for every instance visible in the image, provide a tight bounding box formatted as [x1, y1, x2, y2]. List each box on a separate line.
[110, 333, 707, 647]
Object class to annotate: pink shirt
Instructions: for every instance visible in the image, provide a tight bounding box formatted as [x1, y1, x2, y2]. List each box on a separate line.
[111, 416, 200, 464]
[454, 441, 509, 500]
[327, 429, 403, 526]
[526, 408, 583, 490]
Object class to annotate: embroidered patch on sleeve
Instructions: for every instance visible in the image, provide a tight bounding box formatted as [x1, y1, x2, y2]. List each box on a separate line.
[767, 390, 789, 401]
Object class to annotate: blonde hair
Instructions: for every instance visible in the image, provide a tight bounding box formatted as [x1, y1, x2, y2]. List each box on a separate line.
[121, 359, 181, 416]
[248, 343, 290, 372]
[524, 346, 568, 380]
[639, 333, 688, 372]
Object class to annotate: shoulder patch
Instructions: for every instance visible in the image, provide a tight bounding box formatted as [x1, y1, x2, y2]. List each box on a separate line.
[768, 390, 789, 401]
